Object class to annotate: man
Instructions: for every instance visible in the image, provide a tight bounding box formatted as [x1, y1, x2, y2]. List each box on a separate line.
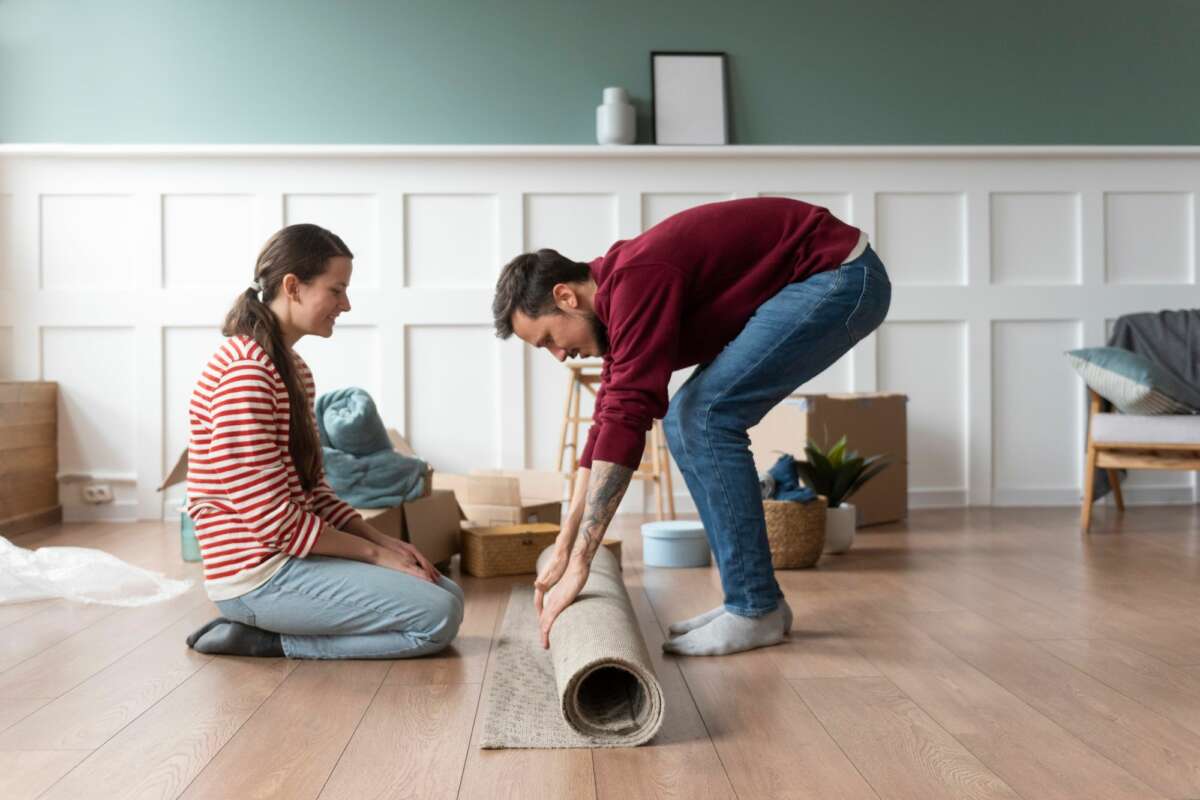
[492, 197, 891, 656]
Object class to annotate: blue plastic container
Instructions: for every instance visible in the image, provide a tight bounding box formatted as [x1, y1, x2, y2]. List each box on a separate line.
[641, 521, 710, 568]
[180, 510, 202, 563]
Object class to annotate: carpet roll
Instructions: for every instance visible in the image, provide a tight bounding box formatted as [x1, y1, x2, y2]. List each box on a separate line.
[480, 545, 665, 748]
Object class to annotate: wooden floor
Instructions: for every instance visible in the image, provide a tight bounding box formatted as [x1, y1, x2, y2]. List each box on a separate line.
[5, 506, 1200, 799]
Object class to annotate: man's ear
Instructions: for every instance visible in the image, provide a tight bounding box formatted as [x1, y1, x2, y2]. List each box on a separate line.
[551, 282, 579, 310]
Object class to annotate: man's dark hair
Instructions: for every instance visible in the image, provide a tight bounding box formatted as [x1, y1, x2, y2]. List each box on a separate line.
[492, 249, 592, 338]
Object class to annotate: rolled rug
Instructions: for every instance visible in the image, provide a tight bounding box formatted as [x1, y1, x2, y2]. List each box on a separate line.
[480, 545, 665, 748]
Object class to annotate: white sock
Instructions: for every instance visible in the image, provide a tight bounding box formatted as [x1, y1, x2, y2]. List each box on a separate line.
[668, 598, 792, 638]
[662, 608, 787, 656]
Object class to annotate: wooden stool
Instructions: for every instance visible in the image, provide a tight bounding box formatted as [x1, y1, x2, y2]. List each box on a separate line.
[557, 362, 676, 521]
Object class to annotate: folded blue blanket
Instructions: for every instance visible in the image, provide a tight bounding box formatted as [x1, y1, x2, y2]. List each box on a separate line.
[315, 387, 427, 508]
[316, 388, 394, 456]
[763, 454, 817, 503]
[321, 446, 426, 508]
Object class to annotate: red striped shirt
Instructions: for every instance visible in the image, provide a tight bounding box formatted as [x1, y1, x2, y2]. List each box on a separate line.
[187, 336, 360, 600]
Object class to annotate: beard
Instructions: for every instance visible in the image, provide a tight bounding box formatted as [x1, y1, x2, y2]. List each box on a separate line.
[585, 310, 610, 356]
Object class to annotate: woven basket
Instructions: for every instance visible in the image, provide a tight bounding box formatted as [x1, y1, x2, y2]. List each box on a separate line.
[763, 496, 827, 569]
[461, 523, 622, 577]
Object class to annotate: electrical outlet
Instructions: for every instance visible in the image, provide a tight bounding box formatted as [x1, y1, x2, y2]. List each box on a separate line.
[82, 483, 114, 504]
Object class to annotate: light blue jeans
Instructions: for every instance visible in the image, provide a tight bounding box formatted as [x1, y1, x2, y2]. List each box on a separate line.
[663, 246, 892, 617]
[216, 555, 464, 660]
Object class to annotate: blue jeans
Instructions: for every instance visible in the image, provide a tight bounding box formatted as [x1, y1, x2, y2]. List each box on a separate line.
[663, 246, 892, 617]
[216, 556, 464, 659]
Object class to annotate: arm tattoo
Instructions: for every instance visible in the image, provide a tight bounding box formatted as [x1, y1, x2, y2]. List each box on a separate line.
[572, 460, 633, 563]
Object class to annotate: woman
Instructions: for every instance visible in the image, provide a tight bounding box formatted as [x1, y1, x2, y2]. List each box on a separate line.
[184, 224, 462, 659]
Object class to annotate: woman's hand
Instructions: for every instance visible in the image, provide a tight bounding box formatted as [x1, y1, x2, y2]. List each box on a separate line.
[373, 545, 436, 582]
[376, 535, 440, 582]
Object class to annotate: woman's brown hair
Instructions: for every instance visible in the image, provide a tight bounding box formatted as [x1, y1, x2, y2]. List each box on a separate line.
[222, 224, 353, 491]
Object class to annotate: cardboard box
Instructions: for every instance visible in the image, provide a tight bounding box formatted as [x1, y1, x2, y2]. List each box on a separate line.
[434, 469, 564, 527]
[159, 427, 457, 567]
[748, 393, 908, 527]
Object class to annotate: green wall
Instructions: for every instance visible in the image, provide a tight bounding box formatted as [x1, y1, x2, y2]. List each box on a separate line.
[2, 0, 1198, 144]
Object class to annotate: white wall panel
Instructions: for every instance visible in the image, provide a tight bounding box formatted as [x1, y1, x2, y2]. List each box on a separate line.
[42, 326, 136, 475]
[524, 194, 617, 261]
[877, 192, 966, 285]
[878, 322, 967, 496]
[163, 194, 256, 288]
[40, 195, 137, 289]
[406, 325, 497, 475]
[1105, 192, 1194, 284]
[285, 193, 380, 287]
[991, 192, 1081, 285]
[992, 320, 1083, 501]
[405, 194, 498, 287]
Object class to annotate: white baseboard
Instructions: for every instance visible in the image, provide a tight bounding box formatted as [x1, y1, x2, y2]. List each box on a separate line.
[909, 489, 969, 508]
[63, 500, 140, 523]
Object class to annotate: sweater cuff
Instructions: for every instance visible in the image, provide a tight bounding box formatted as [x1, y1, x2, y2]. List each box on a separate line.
[324, 503, 362, 530]
[579, 424, 601, 469]
[591, 423, 646, 470]
[286, 513, 324, 559]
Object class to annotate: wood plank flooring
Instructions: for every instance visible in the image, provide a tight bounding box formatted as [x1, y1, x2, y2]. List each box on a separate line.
[3, 505, 1200, 799]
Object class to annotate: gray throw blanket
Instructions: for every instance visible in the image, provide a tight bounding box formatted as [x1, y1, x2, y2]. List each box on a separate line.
[1093, 309, 1200, 499]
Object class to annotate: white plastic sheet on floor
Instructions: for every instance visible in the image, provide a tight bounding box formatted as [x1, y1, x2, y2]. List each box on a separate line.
[0, 536, 193, 606]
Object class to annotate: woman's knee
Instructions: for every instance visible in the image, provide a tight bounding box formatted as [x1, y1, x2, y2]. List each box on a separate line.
[421, 587, 463, 647]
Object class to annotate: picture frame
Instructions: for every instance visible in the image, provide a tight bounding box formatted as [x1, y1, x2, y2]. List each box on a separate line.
[650, 51, 730, 145]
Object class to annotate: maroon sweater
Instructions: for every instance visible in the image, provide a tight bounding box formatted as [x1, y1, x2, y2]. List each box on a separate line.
[579, 197, 862, 470]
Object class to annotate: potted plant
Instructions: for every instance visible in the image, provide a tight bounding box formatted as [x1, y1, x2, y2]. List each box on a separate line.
[793, 435, 889, 554]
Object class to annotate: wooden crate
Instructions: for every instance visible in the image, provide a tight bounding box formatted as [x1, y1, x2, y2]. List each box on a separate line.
[0, 382, 62, 536]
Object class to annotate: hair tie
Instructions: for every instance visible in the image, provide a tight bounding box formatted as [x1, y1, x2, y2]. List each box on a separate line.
[248, 278, 263, 298]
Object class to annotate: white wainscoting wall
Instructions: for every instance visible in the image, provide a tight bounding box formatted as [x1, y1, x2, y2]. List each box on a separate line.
[0, 145, 1196, 521]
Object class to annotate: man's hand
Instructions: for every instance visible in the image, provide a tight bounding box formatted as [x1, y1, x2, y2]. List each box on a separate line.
[534, 535, 575, 615]
[536, 460, 631, 648]
[538, 560, 590, 649]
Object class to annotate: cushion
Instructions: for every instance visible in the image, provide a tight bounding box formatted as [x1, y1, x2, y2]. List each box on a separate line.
[1066, 347, 1200, 415]
[1091, 413, 1200, 445]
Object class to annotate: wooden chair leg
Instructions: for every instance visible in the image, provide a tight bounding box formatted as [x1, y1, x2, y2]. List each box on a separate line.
[1081, 443, 1097, 531]
[1107, 469, 1125, 512]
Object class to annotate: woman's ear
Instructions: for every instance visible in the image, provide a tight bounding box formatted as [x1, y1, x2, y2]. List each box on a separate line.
[280, 273, 300, 302]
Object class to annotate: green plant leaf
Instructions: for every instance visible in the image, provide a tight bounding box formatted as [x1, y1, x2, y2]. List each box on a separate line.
[827, 435, 848, 467]
[805, 444, 834, 478]
[829, 461, 860, 506]
[794, 460, 832, 495]
[844, 460, 891, 500]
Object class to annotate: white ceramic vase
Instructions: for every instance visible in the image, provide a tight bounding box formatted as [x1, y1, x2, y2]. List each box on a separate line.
[596, 87, 635, 145]
[823, 502, 856, 554]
